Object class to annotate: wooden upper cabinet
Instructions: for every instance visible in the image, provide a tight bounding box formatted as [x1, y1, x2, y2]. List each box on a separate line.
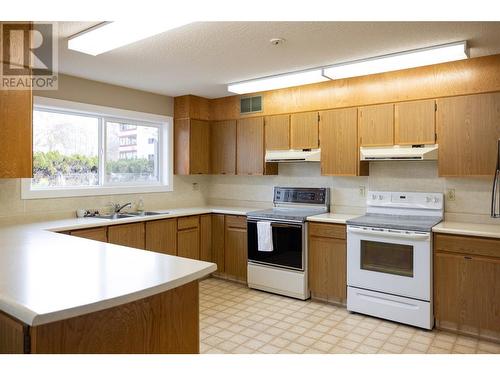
[174, 119, 210, 175]
[237, 117, 265, 175]
[358, 104, 394, 147]
[437, 92, 500, 177]
[265, 114, 290, 150]
[290, 112, 319, 149]
[319, 108, 360, 176]
[145, 219, 177, 256]
[395, 99, 436, 145]
[210, 120, 236, 175]
[0, 69, 33, 178]
[174, 95, 210, 121]
[108, 223, 145, 249]
[189, 119, 210, 174]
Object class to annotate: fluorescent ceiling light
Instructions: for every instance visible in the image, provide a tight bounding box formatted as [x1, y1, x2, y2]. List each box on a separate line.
[227, 69, 330, 94]
[323, 41, 468, 80]
[68, 21, 191, 56]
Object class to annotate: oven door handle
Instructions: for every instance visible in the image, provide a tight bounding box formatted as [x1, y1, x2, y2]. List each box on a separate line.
[270, 223, 302, 229]
[347, 227, 430, 240]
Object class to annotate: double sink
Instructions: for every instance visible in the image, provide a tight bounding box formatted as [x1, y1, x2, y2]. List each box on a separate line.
[96, 211, 166, 220]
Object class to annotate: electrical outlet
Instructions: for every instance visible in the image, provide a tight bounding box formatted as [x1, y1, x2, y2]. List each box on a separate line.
[447, 189, 456, 201]
[192, 182, 199, 191]
[359, 185, 366, 197]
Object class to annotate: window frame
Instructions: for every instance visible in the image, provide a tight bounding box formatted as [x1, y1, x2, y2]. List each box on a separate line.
[21, 97, 173, 199]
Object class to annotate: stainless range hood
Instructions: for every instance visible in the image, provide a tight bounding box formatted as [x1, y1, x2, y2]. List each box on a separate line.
[265, 149, 320, 163]
[360, 145, 438, 161]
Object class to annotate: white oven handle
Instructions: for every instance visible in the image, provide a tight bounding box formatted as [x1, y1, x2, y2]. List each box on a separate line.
[347, 226, 430, 241]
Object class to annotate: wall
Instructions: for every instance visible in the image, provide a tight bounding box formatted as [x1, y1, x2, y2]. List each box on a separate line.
[37, 74, 174, 116]
[0, 74, 207, 222]
[206, 162, 496, 224]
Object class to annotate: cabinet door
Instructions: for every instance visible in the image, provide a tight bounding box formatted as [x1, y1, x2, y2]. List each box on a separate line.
[212, 214, 225, 273]
[145, 219, 177, 255]
[108, 223, 145, 249]
[177, 228, 200, 260]
[395, 99, 436, 145]
[265, 114, 290, 150]
[224, 216, 247, 282]
[210, 120, 236, 175]
[435, 251, 500, 341]
[70, 227, 108, 242]
[0, 69, 32, 178]
[437, 93, 500, 176]
[237, 117, 264, 175]
[308, 224, 347, 303]
[200, 214, 212, 262]
[189, 119, 210, 174]
[319, 108, 359, 176]
[290, 112, 319, 149]
[358, 104, 394, 147]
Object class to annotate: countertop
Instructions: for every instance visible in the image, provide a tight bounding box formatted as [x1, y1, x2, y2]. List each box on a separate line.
[0, 206, 256, 326]
[432, 221, 500, 239]
[306, 213, 360, 224]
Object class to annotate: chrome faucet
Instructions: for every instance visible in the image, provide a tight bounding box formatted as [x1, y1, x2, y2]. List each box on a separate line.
[112, 202, 132, 213]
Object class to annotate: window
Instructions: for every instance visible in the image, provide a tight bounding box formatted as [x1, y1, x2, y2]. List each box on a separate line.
[22, 97, 172, 199]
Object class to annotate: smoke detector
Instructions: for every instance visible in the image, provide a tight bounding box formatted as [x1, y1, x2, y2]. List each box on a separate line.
[270, 38, 285, 46]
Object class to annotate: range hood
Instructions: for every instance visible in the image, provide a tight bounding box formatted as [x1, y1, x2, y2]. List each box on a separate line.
[360, 145, 438, 161]
[265, 149, 320, 163]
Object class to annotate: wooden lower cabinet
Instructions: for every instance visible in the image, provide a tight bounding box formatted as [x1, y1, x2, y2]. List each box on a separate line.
[177, 216, 200, 260]
[434, 233, 500, 342]
[0, 282, 200, 354]
[108, 222, 145, 249]
[211, 214, 225, 274]
[308, 222, 347, 304]
[145, 219, 177, 255]
[0, 310, 26, 354]
[70, 227, 108, 242]
[200, 215, 212, 262]
[223, 215, 247, 282]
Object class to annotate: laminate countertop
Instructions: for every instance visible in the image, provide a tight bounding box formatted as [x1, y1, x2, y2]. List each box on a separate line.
[0, 206, 257, 327]
[306, 213, 361, 224]
[432, 221, 500, 239]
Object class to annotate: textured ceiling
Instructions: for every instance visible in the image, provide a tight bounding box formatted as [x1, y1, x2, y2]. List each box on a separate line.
[56, 22, 500, 98]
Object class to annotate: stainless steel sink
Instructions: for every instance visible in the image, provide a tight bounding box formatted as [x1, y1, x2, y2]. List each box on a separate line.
[95, 213, 135, 220]
[126, 211, 165, 216]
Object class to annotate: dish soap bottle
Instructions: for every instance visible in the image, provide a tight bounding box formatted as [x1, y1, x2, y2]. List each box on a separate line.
[137, 198, 145, 213]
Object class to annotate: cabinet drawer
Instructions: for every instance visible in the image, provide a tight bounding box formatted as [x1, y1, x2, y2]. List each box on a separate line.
[178, 215, 200, 230]
[434, 233, 500, 259]
[225, 215, 246, 229]
[309, 223, 346, 240]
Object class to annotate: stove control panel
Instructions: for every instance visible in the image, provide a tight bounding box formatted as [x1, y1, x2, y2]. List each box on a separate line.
[274, 187, 329, 206]
[367, 191, 443, 210]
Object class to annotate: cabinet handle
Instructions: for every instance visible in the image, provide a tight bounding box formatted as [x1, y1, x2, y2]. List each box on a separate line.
[464, 256, 473, 260]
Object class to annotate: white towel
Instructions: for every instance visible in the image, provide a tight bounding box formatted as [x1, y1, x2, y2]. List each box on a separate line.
[257, 221, 274, 252]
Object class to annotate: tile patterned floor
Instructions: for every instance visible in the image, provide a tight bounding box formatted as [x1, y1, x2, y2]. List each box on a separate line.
[199, 277, 500, 354]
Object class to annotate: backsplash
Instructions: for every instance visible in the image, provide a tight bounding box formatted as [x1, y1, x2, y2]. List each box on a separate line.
[207, 162, 499, 224]
[0, 161, 498, 224]
[0, 175, 209, 223]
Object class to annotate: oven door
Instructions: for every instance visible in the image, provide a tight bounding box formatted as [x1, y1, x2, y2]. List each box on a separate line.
[247, 219, 304, 270]
[347, 225, 431, 301]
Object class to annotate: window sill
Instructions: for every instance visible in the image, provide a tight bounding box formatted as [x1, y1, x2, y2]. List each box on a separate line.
[20, 179, 173, 200]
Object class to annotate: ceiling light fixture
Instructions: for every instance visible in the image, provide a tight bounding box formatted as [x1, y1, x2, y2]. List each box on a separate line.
[322, 41, 468, 80]
[227, 41, 468, 95]
[68, 21, 192, 56]
[227, 68, 330, 95]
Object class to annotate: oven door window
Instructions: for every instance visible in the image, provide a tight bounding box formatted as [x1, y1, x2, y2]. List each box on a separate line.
[360, 240, 414, 277]
[247, 222, 303, 270]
